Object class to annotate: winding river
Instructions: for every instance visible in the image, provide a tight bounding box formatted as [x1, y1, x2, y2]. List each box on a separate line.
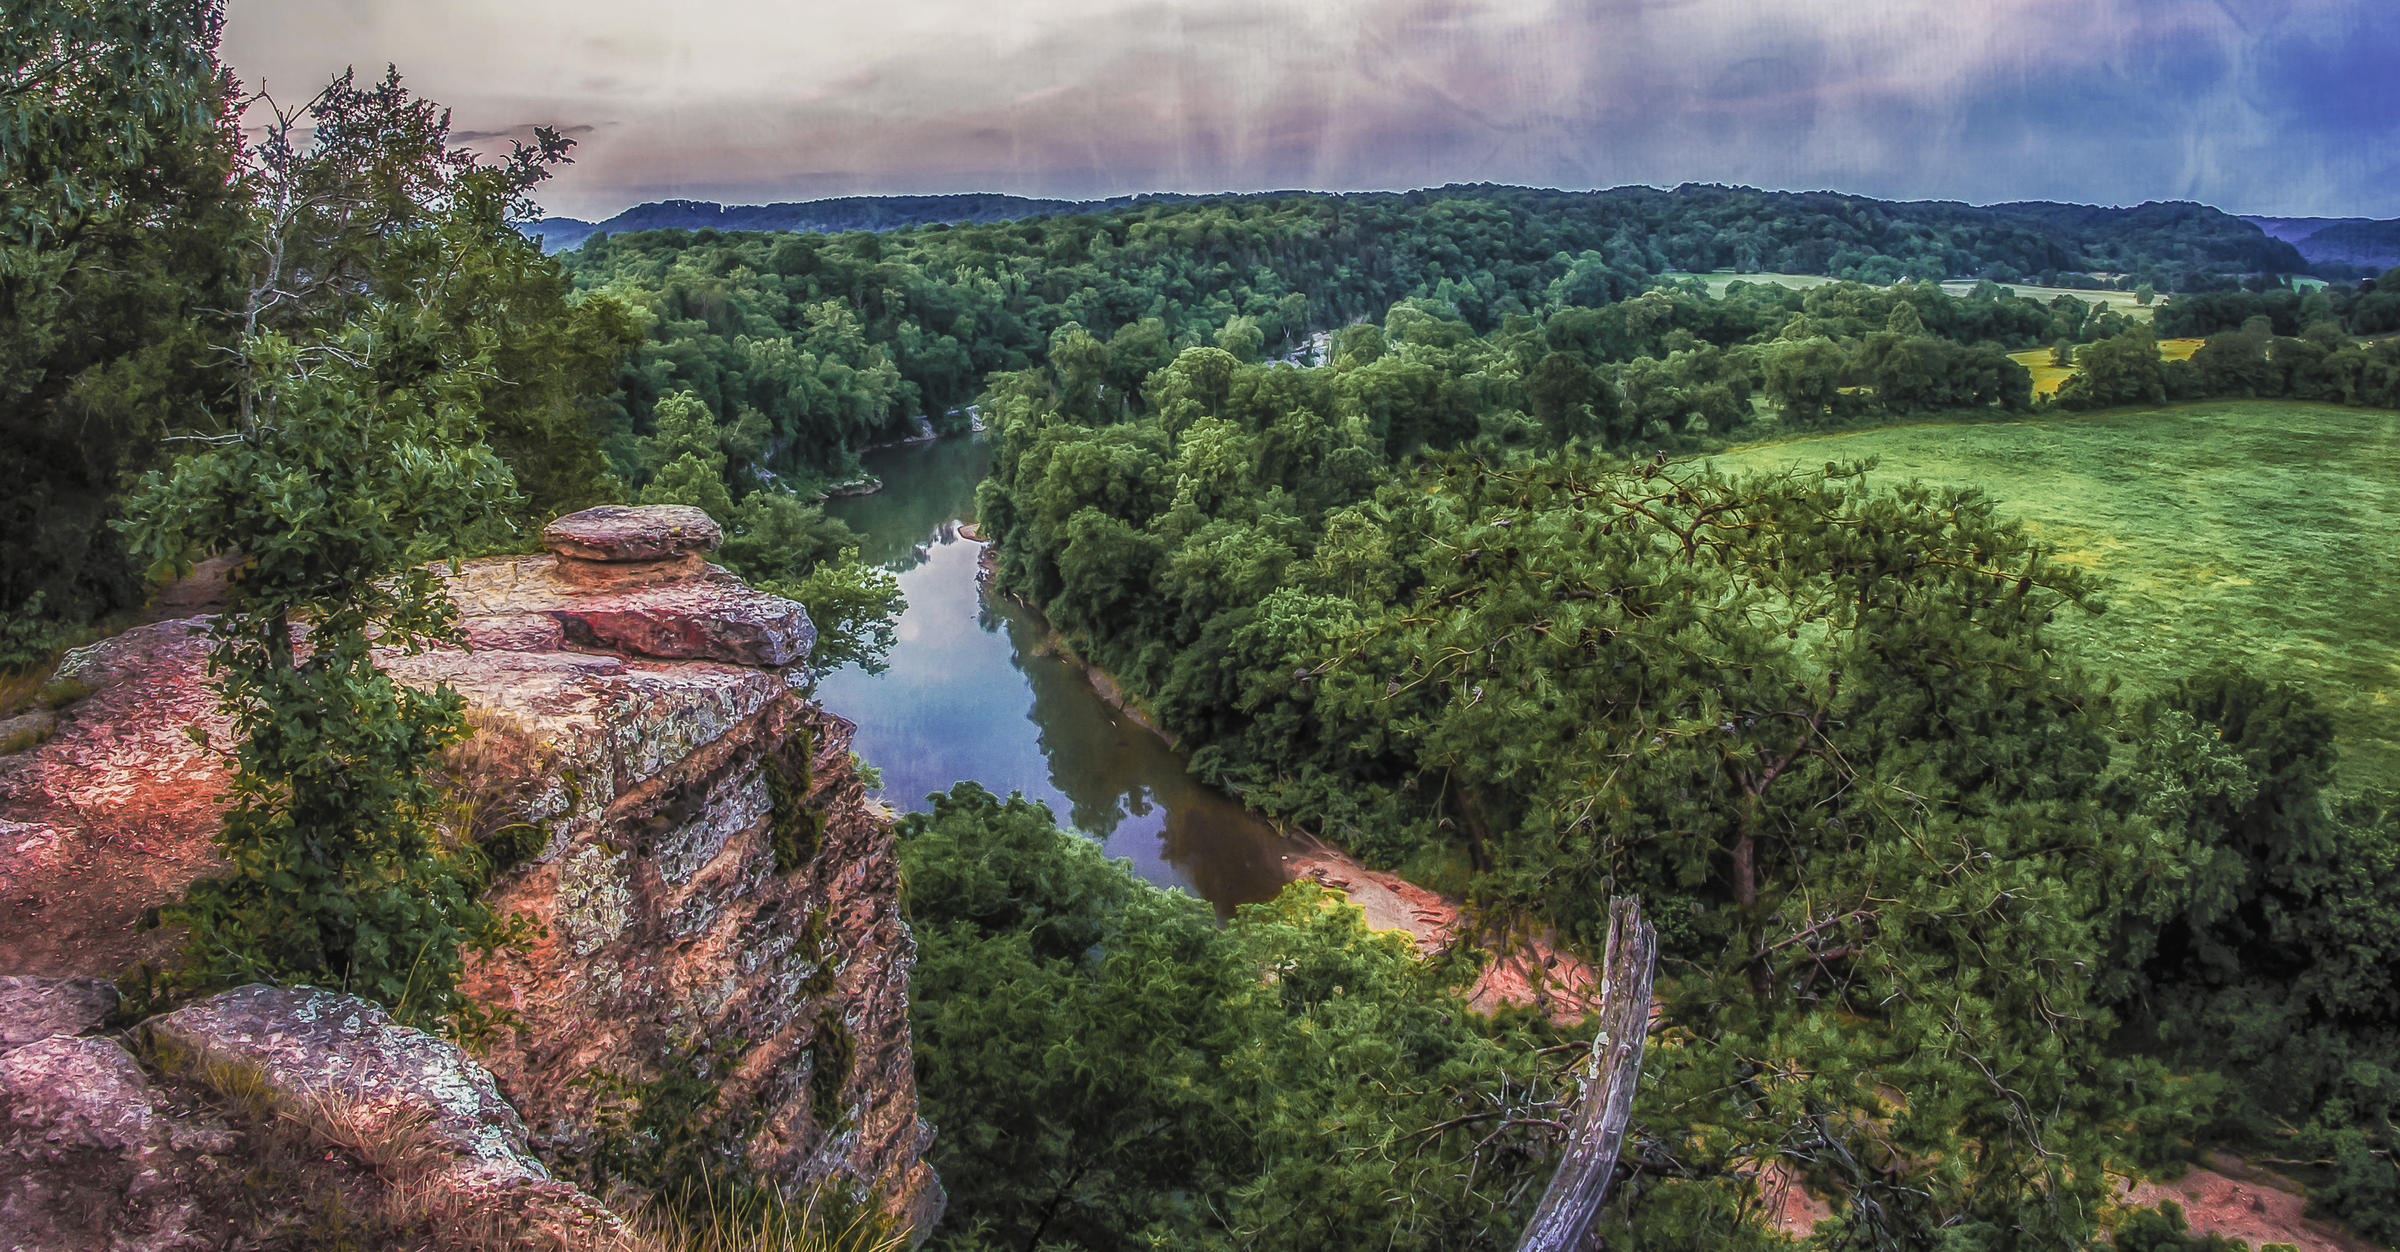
[813, 434, 1305, 917]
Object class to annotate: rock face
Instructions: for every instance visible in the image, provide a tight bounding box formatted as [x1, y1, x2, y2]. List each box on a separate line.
[0, 619, 231, 974]
[0, 506, 939, 1233]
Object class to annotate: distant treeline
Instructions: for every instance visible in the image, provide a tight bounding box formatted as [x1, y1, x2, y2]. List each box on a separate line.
[527, 192, 1195, 253]
[560, 184, 2318, 497]
[551, 184, 2311, 282]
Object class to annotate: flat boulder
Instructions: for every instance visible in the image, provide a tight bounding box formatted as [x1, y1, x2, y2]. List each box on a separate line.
[552, 573, 817, 668]
[542, 504, 721, 562]
[144, 984, 549, 1187]
[0, 977, 119, 1053]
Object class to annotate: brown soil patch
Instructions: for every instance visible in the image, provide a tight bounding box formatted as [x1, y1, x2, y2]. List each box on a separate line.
[1286, 851, 1603, 1024]
[2120, 1155, 2379, 1252]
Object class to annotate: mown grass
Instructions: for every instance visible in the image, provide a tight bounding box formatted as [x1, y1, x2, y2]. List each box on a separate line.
[1936, 279, 2158, 316]
[2008, 337, 2202, 397]
[1713, 400, 2400, 789]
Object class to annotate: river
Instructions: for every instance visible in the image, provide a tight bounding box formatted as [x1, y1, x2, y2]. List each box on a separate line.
[813, 433, 1304, 917]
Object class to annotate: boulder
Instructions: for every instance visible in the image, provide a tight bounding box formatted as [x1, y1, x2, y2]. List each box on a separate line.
[549, 572, 817, 667]
[0, 1035, 155, 1153]
[144, 984, 549, 1187]
[542, 504, 721, 562]
[0, 1034, 214, 1252]
[2, 992, 629, 1251]
[444, 554, 816, 668]
[0, 976, 119, 1052]
[0, 708, 55, 753]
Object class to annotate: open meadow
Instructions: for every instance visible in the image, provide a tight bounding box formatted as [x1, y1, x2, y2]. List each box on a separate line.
[1714, 400, 2400, 788]
[1936, 279, 2157, 315]
[1658, 270, 1846, 295]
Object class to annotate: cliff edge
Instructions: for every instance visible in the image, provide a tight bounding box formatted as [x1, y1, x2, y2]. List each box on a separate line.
[0, 505, 941, 1236]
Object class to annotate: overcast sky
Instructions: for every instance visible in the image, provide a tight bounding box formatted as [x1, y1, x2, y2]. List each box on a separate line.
[218, 0, 2399, 222]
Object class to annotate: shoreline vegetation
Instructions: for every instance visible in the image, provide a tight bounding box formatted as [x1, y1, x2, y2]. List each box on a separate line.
[971, 525, 1606, 1020]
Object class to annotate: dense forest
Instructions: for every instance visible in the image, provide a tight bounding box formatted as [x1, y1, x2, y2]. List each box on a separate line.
[8, 3, 2400, 1249]
[961, 301, 2400, 1244]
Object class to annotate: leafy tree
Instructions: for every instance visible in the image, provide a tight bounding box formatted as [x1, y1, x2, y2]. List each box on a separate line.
[2057, 327, 2168, 408]
[2113, 671, 2400, 1240]
[0, 0, 243, 651]
[115, 72, 577, 1032]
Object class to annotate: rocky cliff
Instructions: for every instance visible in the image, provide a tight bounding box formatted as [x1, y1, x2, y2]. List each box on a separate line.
[0, 505, 940, 1235]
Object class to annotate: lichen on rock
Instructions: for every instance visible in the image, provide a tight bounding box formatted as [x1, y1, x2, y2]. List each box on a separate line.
[555, 841, 636, 957]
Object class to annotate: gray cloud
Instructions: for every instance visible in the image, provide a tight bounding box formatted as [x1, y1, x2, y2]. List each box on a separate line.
[219, 0, 2398, 220]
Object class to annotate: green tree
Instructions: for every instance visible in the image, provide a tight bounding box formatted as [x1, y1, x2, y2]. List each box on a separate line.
[115, 72, 574, 1031]
[2113, 671, 2400, 1240]
[2057, 327, 2167, 408]
[903, 784, 1562, 1251]
[0, 0, 244, 651]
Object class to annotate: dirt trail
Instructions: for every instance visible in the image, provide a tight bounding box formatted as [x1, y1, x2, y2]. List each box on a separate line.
[2120, 1155, 2380, 1252]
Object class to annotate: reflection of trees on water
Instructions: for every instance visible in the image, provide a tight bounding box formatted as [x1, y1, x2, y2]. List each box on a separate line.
[827, 430, 1299, 917]
[1008, 605, 1148, 838]
[1001, 599, 1294, 914]
[825, 435, 991, 571]
[1157, 786, 1294, 916]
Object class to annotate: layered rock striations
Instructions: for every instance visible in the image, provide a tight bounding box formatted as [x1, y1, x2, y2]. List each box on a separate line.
[0, 506, 940, 1233]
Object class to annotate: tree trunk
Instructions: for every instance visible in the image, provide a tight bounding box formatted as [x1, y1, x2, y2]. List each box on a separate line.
[1733, 792, 1773, 999]
[1451, 778, 1496, 873]
[1514, 896, 1658, 1252]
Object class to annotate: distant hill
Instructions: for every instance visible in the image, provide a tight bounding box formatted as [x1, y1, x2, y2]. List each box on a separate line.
[2239, 215, 2400, 272]
[1980, 200, 2309, 277]
[525, 192, 1191, 253]
[529, 186, 2314, 285]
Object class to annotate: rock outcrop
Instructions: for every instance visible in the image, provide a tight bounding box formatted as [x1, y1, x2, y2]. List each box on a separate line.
[0, 506, 940, 1234]
[0, 980, 625, 1251]
[145, 985, 559, 1189]
[0, 975, 118, 1050]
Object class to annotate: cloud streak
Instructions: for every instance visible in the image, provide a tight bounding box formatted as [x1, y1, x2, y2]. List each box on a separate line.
[219, 0, 2400, 221]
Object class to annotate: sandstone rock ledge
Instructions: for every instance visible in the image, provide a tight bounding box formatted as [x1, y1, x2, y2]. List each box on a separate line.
[0, 977, 625, 1251]
[0, 506, 942, 1236]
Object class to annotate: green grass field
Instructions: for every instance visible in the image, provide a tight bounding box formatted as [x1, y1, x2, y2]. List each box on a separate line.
[1652, 273, 2155, 320]
[1713, 400, 2400, 789]
[1656, 271, 1850, 296]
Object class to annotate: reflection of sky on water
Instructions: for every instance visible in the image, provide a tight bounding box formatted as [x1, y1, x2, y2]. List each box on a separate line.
[814, 436, 1297, 916]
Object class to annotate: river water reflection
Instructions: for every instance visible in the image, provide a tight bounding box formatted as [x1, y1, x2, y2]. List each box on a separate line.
[814, 434, 1302, 916]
